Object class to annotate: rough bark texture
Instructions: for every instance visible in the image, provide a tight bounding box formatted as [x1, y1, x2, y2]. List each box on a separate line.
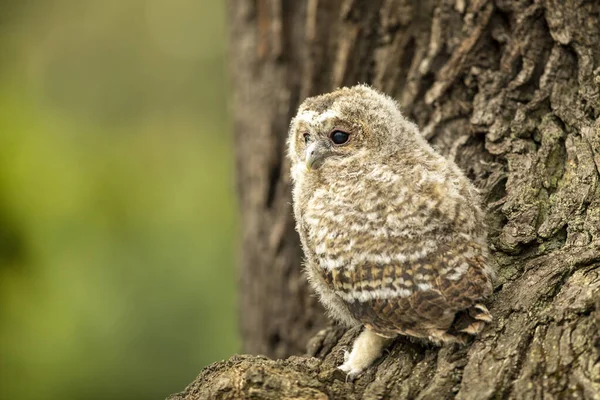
[171, 0, 600, 398]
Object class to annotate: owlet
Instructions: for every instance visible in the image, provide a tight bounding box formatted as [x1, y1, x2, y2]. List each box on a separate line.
[287, 85, 494, 378]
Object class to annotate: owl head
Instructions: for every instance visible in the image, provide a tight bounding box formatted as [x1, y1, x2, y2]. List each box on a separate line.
[287, 85, 421, 178]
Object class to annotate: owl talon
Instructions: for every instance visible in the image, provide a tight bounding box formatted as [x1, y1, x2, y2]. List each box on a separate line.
[338, 362, 363, 381]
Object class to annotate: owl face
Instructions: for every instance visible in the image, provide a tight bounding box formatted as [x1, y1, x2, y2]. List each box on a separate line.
[289, 108, 366, 172]
[288, 85, 419, 177]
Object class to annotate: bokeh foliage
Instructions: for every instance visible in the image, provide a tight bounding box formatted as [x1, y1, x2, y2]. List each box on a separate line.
[0, 1, 239, 399]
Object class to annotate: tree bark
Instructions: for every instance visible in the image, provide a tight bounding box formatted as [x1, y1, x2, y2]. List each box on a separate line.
[171, 0, 600, 398]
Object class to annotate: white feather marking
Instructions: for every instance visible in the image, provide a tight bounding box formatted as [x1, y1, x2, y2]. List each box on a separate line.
[314, 243, 438, 271]
[305, 217, 321, 226]
[315, 243, 327, 255]
[446, 262, 469, 281]
[321, 257, 345, 270]
[317, 109, 339, 123]
[336, 287, 413, 303]
[316, 227, 330, 241]
[367, 212, 379, 221]
[294, 110, 318, 126]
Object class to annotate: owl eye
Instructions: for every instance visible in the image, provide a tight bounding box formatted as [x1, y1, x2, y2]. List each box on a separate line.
[303, 133, 310, 145]
[330, 130, 350, 145]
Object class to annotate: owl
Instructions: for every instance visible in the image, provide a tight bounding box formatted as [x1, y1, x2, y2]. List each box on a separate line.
[287, 85, 494, 378]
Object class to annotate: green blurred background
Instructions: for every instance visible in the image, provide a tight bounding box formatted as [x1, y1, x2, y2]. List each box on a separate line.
[0, 1, 238, 399]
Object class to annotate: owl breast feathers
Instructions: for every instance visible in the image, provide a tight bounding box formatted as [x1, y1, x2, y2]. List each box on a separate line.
[287, 85, 494, 346]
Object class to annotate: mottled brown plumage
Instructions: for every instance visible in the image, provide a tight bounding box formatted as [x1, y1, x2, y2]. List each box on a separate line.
[287, 85, 494, 377]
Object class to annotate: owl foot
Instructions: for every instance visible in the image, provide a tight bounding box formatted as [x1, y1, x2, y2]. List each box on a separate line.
[338, 350, 358, 381]
[338, 328, 391, 380]
[470, 304, 493, 323]
[460, 321, 486, 335]
[454, 303, 492, 336]
[428, 329, 468, 345]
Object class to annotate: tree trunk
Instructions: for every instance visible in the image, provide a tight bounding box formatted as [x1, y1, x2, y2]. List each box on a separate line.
[170, 0, 600, 398]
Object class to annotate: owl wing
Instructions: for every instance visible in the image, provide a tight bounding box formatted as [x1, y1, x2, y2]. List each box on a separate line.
[321, 237, 493, 340]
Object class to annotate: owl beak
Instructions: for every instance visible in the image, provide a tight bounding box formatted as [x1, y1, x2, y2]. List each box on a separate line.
[305, 141, 328, 170]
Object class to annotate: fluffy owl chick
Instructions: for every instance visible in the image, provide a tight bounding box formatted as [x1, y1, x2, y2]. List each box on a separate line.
[287, 85, 494, 378]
